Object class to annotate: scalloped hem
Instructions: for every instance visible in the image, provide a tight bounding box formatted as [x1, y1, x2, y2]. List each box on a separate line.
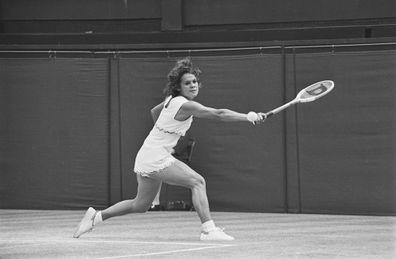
[134, 157, 177, 177]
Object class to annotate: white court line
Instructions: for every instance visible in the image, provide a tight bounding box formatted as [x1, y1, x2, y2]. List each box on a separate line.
[0, 239, 226, 247]
[0, 239, 235, 250]
[0, 243, 46, 250]
[0, 239, 234, 258]
[98, 244, 234, 259]
[70, 239, 224, 246]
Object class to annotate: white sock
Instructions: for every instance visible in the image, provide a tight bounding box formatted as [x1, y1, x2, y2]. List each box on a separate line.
[93, 211, 103, 226]
[202, 220, 216, 232]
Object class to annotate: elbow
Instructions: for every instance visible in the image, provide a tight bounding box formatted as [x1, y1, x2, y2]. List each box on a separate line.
[196, 108, 229, 121]
[214, 109, 228, 121]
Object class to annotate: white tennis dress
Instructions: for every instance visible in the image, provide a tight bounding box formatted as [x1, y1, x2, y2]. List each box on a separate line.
[134, 95, 193, 176]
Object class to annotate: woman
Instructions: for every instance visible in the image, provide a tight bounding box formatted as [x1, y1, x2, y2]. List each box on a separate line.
[73, 58, 266, 241]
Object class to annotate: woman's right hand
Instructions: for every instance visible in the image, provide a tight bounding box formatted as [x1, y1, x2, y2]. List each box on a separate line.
[247, 112, 267, 125]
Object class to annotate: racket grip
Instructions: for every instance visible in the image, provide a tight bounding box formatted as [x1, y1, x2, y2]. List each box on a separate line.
[266, 112, 274, 118]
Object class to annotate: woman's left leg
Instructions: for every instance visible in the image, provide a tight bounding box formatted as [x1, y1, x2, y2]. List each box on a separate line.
[101, 174, 162, 220]
[73, 174, 161, 238]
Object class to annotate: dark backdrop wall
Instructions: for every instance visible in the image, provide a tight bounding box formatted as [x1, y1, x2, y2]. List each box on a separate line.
[1, 47, 395, 215]
[118, 56, 285, 212]
[285, 50, 396, 214]
[1, 59, 109, 209]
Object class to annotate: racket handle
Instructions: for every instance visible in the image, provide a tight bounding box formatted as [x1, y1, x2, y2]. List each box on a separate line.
[266, 112, 274, 118]
[265, 99, 298, 118]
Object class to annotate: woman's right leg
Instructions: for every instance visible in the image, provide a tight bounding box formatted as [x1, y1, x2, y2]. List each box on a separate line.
[151, 159, 211, 224]
[152, 159, 234, 241]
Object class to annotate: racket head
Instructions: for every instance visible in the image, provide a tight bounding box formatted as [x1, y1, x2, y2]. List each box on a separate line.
[296, 80, 334, 103]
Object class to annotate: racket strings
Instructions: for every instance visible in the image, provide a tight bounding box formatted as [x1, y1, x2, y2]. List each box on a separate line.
[306, 84, 327, 96]
[300, 81, 333, 100]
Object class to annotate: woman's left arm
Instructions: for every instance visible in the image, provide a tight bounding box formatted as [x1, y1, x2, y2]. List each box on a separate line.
[150, 102, 164, 123]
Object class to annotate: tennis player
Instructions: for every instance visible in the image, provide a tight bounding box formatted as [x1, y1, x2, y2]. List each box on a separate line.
[73, 58, 266, 241]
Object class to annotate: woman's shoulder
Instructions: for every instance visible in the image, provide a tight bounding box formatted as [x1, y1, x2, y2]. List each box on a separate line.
[172, 95, 190, 105]
[174, 95, 188, 101]
[164, 95, 190, 109]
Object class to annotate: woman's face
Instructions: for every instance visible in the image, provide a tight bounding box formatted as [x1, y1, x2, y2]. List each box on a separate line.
[179, 73, 199, 100]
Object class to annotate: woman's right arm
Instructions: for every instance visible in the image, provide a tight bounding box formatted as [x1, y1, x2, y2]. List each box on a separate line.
[178, 101, 265, 124]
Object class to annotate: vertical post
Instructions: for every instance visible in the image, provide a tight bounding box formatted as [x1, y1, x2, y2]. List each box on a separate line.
[108, 56, 123, 205]
[0, 3, 3, 33]
[281, 45, 289, 213]
[292, 48, 302, 213]
[107, 58, 112, 207]
[283, 47, 302, 213]
[116, 57, 123, 201]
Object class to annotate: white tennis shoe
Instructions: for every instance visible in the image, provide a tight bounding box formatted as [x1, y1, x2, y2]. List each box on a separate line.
[200, 227, 235, 241]
[73, 207, 97, 238]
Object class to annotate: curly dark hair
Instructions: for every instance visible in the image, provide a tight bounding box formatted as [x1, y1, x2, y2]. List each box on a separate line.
[163, 57, 202, 97]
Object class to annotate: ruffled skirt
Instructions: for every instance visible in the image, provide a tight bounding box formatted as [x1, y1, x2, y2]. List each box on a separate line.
[133, 145, 176, 177]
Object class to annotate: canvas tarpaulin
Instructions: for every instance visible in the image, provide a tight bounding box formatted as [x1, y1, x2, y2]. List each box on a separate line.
[118, 55, 285, 212]
[288, 50, 396, 214]
[1, 49, 395, 215]
[1, 58, 109, 209]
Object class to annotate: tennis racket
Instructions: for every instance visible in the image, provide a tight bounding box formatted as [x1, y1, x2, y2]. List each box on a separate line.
[265, 80, 334, 118]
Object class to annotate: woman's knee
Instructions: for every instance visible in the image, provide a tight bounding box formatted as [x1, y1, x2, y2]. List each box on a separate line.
[129, 198, 152, 213]
[190, 175, 206, 190]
